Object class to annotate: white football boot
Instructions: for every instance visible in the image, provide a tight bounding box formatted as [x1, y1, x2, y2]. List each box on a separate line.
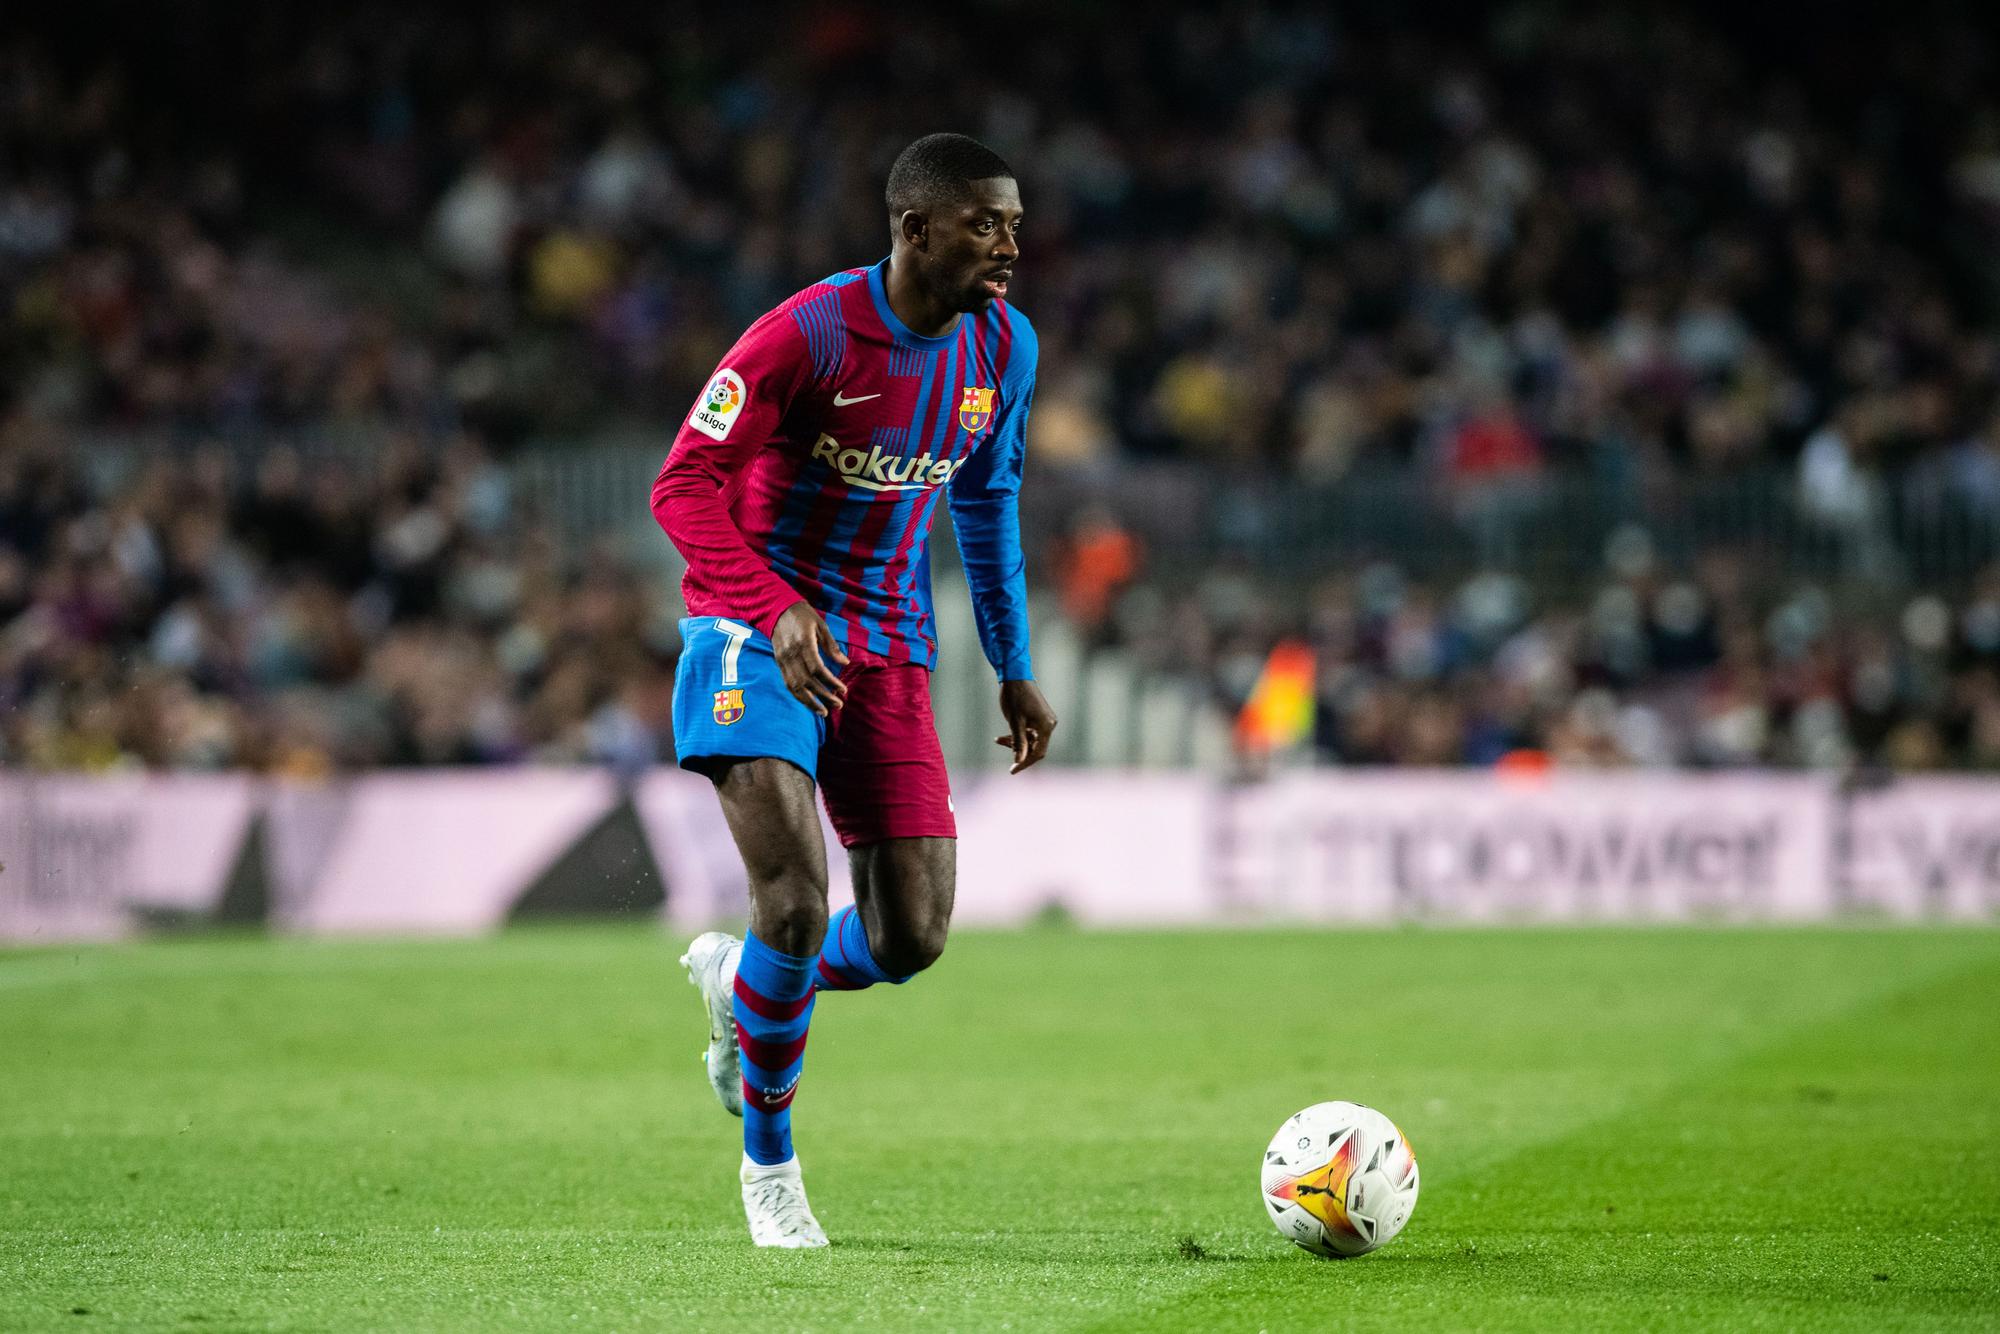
[741, 1154, 829, 1248]
[679, 931, 743, 1117]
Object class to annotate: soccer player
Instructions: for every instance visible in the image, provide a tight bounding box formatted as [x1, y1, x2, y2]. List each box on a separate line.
[650, 133, 1057, 1248]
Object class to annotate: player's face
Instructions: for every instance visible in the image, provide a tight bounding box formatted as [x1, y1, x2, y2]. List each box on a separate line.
[935, 177, 1022, 312]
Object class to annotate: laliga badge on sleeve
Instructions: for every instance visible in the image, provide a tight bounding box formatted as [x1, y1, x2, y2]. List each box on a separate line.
[691, 369, 747, 440]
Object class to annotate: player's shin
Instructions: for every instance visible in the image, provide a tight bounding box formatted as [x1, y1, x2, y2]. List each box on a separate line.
[732, 932, 817, 1165]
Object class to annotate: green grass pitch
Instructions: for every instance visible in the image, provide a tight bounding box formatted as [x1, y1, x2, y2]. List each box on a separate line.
[2, 926, 1997, 1331]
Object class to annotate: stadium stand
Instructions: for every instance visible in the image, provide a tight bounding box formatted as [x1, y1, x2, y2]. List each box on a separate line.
[5, 5, 2000, 771]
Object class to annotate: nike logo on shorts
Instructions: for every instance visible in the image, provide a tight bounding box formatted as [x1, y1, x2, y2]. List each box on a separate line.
[832, 390, 881, 406]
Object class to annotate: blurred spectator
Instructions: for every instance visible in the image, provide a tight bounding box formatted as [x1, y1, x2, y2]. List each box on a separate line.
[1051, 505, 1142, 647]
[429, 154, 520, 282]
[1442, 389, 1546, 564]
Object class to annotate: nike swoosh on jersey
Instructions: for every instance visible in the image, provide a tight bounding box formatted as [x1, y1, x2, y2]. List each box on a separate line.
[832, 391, 882, 406]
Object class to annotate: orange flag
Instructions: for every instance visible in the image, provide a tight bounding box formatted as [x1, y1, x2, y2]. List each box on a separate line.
[1235, 640, 1316, 753]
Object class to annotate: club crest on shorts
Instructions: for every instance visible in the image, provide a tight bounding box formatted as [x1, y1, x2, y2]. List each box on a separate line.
[958, 385, 995, 433]
[712, 688, 745, 725]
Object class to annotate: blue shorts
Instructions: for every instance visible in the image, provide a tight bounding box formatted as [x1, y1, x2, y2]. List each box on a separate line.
[672, 616, 825, 780]
[671, 614, 957, 846]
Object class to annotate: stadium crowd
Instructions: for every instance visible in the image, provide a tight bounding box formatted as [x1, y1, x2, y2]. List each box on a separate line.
[1064, 525, 2000, 771]
[5, 4, 2000, 773]
[6, 6, 2000, 484]
[0, 425, 679, 773]
[5, 425, 1999, 773]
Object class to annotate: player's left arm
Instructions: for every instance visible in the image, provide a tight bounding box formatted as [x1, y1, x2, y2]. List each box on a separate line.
[948, 312, 1057, 774]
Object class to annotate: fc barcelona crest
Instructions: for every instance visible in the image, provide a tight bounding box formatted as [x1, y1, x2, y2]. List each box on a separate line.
[712, 688, 745, 725]
[958, 385, 995, 433]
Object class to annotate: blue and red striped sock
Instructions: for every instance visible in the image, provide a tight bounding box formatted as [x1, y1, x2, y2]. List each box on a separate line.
[733, 932, 816, 1166]
[813, 904, 907, 992]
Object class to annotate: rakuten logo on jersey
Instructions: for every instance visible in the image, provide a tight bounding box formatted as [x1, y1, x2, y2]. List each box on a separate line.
[811, 433, 967, 492]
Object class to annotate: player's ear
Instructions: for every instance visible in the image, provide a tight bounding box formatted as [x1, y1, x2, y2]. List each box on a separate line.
[898, 209, 929, 251]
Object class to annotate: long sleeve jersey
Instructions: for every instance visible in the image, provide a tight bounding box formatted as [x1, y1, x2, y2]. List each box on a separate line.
[651, 258, 1037, 679]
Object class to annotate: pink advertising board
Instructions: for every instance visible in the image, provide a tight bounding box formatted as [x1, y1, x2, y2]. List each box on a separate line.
[1213, 770, 1833, 923]
[3, 768, 1995, 939]
[0, 773, 257, 940]
[288, 769, 618, 933]
[1839, 777, 2000, 920]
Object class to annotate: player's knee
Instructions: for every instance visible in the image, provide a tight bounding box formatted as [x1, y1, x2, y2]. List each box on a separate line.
[875, 911, 949, 978]
[750, 888, 828, 958]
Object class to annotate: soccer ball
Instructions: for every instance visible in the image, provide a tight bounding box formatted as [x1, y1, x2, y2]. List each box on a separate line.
[1261, 1101, 1420, 1258]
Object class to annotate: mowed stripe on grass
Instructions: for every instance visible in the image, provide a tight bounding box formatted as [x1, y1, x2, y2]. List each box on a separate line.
[1, 927, 1995, 1332]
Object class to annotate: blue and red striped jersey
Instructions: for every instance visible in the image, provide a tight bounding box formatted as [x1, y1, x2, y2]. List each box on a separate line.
[652, 258, 1036, 678]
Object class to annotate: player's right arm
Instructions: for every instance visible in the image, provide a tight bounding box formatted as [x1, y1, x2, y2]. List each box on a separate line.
[652, 316, 848, 714]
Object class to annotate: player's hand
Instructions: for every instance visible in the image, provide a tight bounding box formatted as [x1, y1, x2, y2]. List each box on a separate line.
[772, 601, 849, 717]
[994, 679, 1057, 774]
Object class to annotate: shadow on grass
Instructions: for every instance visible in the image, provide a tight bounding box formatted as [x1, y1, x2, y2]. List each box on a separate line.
[823, 1231, 1315, 1268]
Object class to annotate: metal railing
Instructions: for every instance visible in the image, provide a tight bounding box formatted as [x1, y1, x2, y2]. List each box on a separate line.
[59, 430, 2000, 590]
[507, 443, 2000, 592]
[1016, 465, 2000, 592]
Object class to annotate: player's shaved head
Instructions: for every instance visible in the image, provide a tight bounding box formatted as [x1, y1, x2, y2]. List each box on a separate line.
[885, 133, 1015, 219]
[884, 132, 1022, 328]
